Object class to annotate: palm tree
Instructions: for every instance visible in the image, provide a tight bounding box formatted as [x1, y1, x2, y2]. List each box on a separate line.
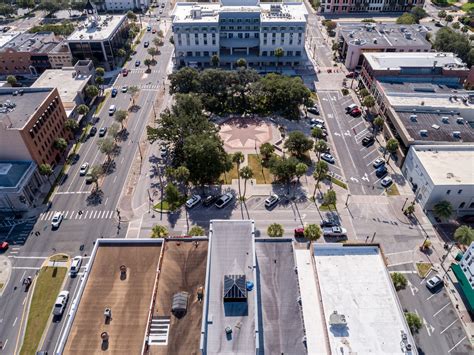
[85, 85, 99, 100]
[323, 190, 337, 210]
[433, 200, 453, 221]
[236, 58, 247, 68]
[267, 223, 284, 237]
[95, 76, 104, 95]
[115, 110, 128, 129]
[53, 137, 68, 152]
[295, 163, 308, 183]
[151, 224, 169, 238]
[454, 225, 474, 246]
[373, 116, 384, 134]
[64, 119, 79, 133]
[312, 160, 329, 199]
[311, 127, 324, 140]
[275, 47, 284, 72]
[239, 166, 254, 200]
[232, 152, 244, 199]
[144, 58, 152, 71]
[127, 85, 140, 105]
[314, 139, 328, 162]
[259, 142, 274, 162]
[76, 104, 89, 116]
[189, 225, 205, 236]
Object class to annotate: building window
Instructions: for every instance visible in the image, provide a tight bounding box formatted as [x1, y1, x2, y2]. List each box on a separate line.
[460, 202, 466, 209]
[458, 189, 463, 194]
[446, 190, 451, 195]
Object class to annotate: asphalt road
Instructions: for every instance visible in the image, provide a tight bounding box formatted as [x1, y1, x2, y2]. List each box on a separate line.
[0, 4, 174, 353]
[389, 264, 471, 355]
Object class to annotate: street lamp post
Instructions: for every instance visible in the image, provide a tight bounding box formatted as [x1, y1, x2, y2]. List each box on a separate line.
[345, 194, 351, 207]
[402, 197, 409, 211]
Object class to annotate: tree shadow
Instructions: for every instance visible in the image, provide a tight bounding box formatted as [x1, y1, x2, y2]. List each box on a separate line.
[129, 105, 141, 113]
[102, 160, 116, 175]
[86, 189, 104, 206]
[117, 129, 129, 142]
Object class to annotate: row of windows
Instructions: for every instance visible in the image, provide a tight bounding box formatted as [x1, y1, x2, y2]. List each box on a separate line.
[175, 25, 305, 33]
[261, 50, 301, 57]
[261, 26, 305, 32]
[263, 39, 302, 46]
[220, 26, 260, 31]
[29, 98, 60, 139]
[219, 18, 259, 24]
[446, 189, 463, 195]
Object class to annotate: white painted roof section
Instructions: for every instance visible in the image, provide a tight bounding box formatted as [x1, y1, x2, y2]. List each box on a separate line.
[410, 145, 474, 185]
[0, 31, 21, 49]
[260, 2, 307, 23]
[172, 3, 220, 24]
[364, 52, 466, 71]
[313, 245, 417, 355]
[68, 15, 125, 41]
[294, 247, 329, 355]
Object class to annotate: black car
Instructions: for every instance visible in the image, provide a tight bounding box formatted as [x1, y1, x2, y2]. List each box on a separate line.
[375, 166, 388, 178]
[89, 127, 97, 136]
[361, 136, 375, 147]
[203, 195, 218, 207]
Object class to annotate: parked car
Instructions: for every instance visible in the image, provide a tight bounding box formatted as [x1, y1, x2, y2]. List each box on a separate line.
[373, 158, 385, 169]
[375, 166, 388, 178]
[85, 173, 93, 184]
[147, 25, 152, 31]
[89, 126, 97, 136]
[135, 60, 141, 67]
[79, 162, 89, 176]
[111, 88, 118, 97]
[152, 28, 156, 34]
[323, 226, 347, 237]
[215, 193, 234, 208]
[53, 290, 69, 316]
[307, 106, 320, 115]
[99, 127, 107, 137]
[294, 227, 305, 238]
[321, 153, 335, 164]
[121, 85, 128, 93]
[320, 219, 338, 227]
[144, 41, 149, 47]
[70, 256, 82, 276]
[203, 195, 218, 207]
[345, 72, 357, 78]
[361, 135, 375, 147]
[310, 118, 325, 126]
[0, 241, 9, 252]
[426, 275, 444, 291]
[186, 195, 201, 209]
[265, 194, 279, 208]
[51, 212, 63, 229]
[122, 68, 128, 76]
[381, 176, 393, 187]
[350, 107, 362, 117]
[345, 104, 358, 113]
[108, 105, 116, 115]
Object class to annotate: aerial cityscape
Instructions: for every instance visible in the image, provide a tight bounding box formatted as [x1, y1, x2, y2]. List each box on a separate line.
[0, 0, 473, 354]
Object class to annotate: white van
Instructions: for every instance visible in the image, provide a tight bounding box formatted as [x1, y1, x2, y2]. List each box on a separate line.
[108, 105, 116, 115]
[70, 256, 82, 276]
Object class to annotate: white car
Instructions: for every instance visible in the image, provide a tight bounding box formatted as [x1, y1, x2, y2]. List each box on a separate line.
[215, 192, 234, 208]
[381, 176, 393, 187]
[108, 105, 116, 115]
[53, 290, 69, 316]
[186, 195, 201, 209]
[70, 256, 82, 276]
[310, 118, 325, 126]
[321, 153, 335, 164]
[51, 212, 63, 229]
[426, 275, 444, 291]
[79, 162, 89, 176]
[373, 158, 385, 169]
[265, 194, 279, 208]
[121, 85, 128, 93]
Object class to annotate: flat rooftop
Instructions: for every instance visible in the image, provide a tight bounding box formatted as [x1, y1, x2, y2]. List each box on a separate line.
[0, 88, 53, 129]
[202, 220, 258, 354]
[1, 32, 60, 53]
[0, 161, 34, 189]
[150, 239, 208, 355]
[68, 15, 126, 41]
[410, 145, 474, 185]
[0, 31, 21, 49]
[63, 240, 162, 355]
[339, 23, 430, 48]
[313, 245, 416, 354]
[364, 52, 467, 71]
[255, 240, 306, 354]
[31, 68, 91, 107]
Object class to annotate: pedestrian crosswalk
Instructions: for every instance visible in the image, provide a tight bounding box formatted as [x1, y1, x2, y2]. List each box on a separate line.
[139, 83, 161, 90]
[148, 317, 170, 345]
[39, 210, 117, 221]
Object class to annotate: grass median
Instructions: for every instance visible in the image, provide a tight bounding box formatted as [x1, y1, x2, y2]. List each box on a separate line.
[20, 266, 67, 355]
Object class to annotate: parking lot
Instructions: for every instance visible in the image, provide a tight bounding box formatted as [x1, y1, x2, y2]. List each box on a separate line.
[318, 90, 393, 195]
[389, 264, 471, 355]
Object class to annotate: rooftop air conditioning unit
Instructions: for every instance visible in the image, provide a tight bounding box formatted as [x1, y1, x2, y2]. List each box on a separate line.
[456, 117, 464, 124]
[419, 130, 428, 136]
[410, 114, 417, 122]
[453, 131, 461, 138]
[441, 117, 449, 123]
[432, 124, 440, 130]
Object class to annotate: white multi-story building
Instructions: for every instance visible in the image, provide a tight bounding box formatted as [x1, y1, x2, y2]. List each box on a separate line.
[402, 145, 474, 216]
[459, 242, 474, 288]
[171, 0, 308, 69]
[104, 0, 150, 11]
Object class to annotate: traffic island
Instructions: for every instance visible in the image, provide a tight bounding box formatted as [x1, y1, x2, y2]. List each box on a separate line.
[19, 265, 67, 355]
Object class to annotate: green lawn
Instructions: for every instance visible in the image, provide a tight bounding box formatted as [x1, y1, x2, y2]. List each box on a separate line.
[248, 154, 273, 184]
[330, 176, 348, 190]
[416, 263, 432, 278]
[154, 199, 170, 211]
[20, 267, 67, 355]
[319, 203, 336, 211]
[49, 254, 69, 262]
[462, 2, 474, 12]
[220, 163, 239, 184]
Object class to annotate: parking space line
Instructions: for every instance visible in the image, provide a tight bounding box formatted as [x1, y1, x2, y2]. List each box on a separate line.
[433, 303, 451, 317]
[351, 121, 365, 130]
[448, 336, 466, 353]
[420, 269, 434, 284]
[440, 319, 458, 334]
[426, 292, 439, 301]
[363, 149, 378, 159]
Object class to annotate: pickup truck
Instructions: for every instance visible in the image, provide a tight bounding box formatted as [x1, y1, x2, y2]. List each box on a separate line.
[323, 226, 347, 237]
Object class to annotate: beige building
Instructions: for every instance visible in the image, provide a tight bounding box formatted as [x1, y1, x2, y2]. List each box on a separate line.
[0, 87, 70, 167]
[48, 41, 73, 69]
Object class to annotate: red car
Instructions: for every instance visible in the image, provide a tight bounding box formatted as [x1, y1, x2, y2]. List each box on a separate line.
[122, 68, 128, 76]
[0, 241, 9, 251]
[350, 107, 362, 117]
[294, 228, 304, 238]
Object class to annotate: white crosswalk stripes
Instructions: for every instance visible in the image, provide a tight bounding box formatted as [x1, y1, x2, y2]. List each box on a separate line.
[148, 317, 170, 345]
[140, 84, 161, 90]
[39, 210, 116, 221]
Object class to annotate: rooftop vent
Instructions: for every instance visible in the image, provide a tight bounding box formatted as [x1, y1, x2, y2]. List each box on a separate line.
[172, 292, 189, 318]
[329, 311, 347, 326]
[405, 32, 412, 40]
[456, 117, 464, 124]
[441, 117, 449, 124]
[373, 38, 377, 44]
[419, 129, 428, 137]
[410, 114, 417, 122]
[453, 131, 461, 138]
[223, 274, 247, 302]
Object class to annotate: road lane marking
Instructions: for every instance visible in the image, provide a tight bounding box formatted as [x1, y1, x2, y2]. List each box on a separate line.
[105, 197, 109, 206]
[433, 303, 451, 317]
[12, 317, 17, 328]
[9, 256, 46, 259]
[12, 267, 41, 270]
[448, 336, 466, 353]
[440, 319, 458, 334]
[18, 270, 26, 283]
[426, 292, 439, 301]
[22, 297, 27, 306]
[362, 149, 378, 159]
[84, 211, 90, 219]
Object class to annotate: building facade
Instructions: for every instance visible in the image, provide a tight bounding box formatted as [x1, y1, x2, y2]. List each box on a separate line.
[0, 32, 69, 76]
[67, 5, 129, 71]
[104, 0, 150, 11]
[402, 145, 474, 215]
[0, 160, 44, 212]
[337, 23, 431, 70]
[0, 87, 70, 167]
[48, 41, 74, 69]
[172, 0, 307, 69]
[319, 0, 424, 14]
